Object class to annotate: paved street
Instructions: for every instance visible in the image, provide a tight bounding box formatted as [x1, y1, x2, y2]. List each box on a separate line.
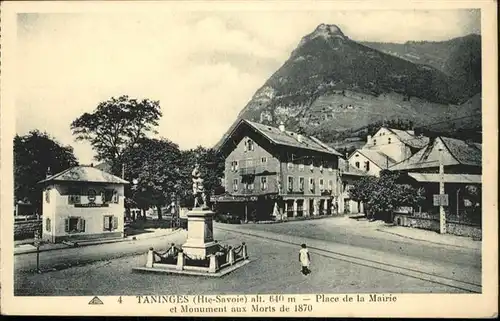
[228, 217, 481, 269]
[14, 217, 481, 296]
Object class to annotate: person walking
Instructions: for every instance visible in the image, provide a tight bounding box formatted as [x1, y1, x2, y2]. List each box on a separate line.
[299, 243, 311, 275]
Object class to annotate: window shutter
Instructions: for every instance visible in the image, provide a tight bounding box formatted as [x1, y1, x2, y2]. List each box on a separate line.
[103, 216, 109, 231]
[81, 219, 86, 232]
[46, 218, 51, 232]
[76, 218, 82, 232]
[112, 216, 119, 230]
[64, 218, 70, 232]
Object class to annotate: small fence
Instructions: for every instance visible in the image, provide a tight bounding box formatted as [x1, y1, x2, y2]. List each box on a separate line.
[145, 241, 249, 273]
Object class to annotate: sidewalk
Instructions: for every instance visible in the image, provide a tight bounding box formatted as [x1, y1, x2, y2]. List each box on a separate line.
[376, 225, 481, 250]
[14, 228, 181, 255]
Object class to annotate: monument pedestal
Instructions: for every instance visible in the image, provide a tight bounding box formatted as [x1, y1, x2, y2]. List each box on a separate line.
[181, 208, 218, 259]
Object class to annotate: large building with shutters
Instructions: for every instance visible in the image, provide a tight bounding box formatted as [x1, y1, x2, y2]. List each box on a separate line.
[214, 119, 343, 221]
[38, 165, 128, 243]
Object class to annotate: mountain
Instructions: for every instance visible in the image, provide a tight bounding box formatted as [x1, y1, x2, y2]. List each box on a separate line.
[230, 24, 481, 145]
[361, 34, 482, 99]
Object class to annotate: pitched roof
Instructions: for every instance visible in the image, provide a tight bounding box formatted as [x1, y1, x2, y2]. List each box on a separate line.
[390, 136, 481, 171]
[217, 119, 342, 156]
[354, 149, 397, 169]
[386, 128, 430, 149]
[38, 166, 129, 184]
[440, 136, 482, 167]
[94, 161, 112, 174]
[338, 158, 367, 176]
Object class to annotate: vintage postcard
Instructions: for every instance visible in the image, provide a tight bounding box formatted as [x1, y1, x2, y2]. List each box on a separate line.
[1, 0, 498, 318]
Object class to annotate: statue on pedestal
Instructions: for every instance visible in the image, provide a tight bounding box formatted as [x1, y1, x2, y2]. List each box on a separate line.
[192, 163, 207, 209]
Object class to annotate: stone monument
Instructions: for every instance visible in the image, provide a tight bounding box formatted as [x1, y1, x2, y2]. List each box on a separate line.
[181, 163, 218, 259]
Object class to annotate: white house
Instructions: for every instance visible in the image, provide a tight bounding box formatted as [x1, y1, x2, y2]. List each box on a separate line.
[38, 165, 129, 243]
[348, 127, 429, 177]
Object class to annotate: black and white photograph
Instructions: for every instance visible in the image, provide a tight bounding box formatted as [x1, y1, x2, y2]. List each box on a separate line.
[0, 0, 497, 318]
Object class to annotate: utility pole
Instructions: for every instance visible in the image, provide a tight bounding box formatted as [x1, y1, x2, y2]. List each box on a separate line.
[438, 148, 446, 234]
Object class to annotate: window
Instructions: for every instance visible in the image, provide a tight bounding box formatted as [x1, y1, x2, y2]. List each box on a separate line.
[247, 182, 254, 191]
[233, 179, 238, 192]
[246, 139, 254, 151]
[355, 162, 360, 168]
[112, 190, 119, 203]
[65, 217, 86, 233]
[230, 161, 239, 171]
[102, 189, 115, 204]
[299, 177, 305, 191]
[388, 137, 392, 144]
[287, 176, 294, 192]
[287, 162, 294, 170]
[45, 189, 50, 203]
[260, 177, 268, 190]
[365, 161, 370, 172]
[68, 190, 81, 205]
[299, 163, 305, 171]
[309, 178, 315, 192]
[319, 179, 325, 191]
[45, 217, 51, 232]
[103, 215, 118, 232]
[261, 157, 267, 163]
[87, 189, 97, 203]
[373, 139, 377, 145]
[247, 159, 254, 167]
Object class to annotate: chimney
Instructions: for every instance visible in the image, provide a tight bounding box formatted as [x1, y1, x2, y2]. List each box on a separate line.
[367, 135, 372, 144]
[46, 167, 52, 178]
[297, 134, 303, 143]
[278, 121, 285, 132]
[90, 163, 94, 167]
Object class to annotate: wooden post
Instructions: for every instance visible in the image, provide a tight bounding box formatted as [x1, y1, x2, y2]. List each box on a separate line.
[228, 247, 235, 265]
[438, 148, 446, 234]
[34, 231, 41, 273]
[146, 247, 154, 268]
[176, 251, 184, 270]
[242, 242, 248, 259]
[209, 254, 218, 273]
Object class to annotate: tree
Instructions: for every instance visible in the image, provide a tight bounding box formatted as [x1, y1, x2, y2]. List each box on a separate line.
[14, 130, 78, 214]
[118, 137, 182, 220]
[349, 170, 425, 222]
[71, 95, 162, 172]
[349, 175, 377, 219]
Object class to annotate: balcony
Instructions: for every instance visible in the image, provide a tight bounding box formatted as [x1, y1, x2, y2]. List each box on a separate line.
[239, 165, 275, 176]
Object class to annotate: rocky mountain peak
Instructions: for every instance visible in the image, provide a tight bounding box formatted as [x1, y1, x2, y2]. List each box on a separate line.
[312, 23, 346, 39]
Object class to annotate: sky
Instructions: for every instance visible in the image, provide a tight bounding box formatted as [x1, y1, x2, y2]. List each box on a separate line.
[16, 8, 481, 164]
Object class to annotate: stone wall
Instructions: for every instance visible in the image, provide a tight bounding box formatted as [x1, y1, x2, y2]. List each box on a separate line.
[393, 213, 481, 239]
[14, 219, 42, 240]
[446, 220, 482, 240]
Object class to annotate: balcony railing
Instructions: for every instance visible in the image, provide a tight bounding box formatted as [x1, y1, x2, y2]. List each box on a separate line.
[239, 165, 275, 176]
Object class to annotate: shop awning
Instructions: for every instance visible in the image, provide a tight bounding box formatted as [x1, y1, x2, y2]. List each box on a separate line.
[408, 173, 482, 184]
